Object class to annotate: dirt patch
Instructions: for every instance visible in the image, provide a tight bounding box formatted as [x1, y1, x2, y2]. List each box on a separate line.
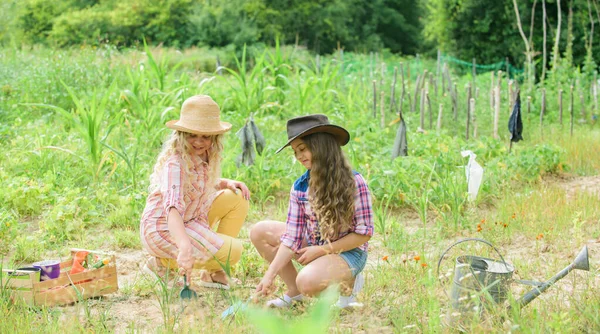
[545, 174, 600, 199]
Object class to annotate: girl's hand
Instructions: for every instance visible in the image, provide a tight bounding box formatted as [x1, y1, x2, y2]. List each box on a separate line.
[297, 246, 327, 265]
[177, 245, 194, 277]
[224, 179, 251, 200]
[255, 275, 275, 296]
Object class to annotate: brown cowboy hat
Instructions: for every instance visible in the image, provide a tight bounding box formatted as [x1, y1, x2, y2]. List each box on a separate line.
[166, 95, 232, 135]
[275, 114, 350, 153]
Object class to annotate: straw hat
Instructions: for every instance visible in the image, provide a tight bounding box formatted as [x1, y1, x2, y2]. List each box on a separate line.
[276, 114, 349, 153]
[166, 95, 232, 135]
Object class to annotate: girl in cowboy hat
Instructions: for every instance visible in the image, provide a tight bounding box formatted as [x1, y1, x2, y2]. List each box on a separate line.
[251, 114, 374, 308]
[140, 95, 250, 289]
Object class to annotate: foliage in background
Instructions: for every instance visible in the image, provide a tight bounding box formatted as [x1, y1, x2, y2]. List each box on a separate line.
[3, 0, 599, 74]
[4, 0, 423, 54]
[425, 0, 600, 76]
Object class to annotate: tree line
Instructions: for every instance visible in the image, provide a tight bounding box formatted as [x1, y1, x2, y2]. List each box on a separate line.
[0, 0, 598, 74]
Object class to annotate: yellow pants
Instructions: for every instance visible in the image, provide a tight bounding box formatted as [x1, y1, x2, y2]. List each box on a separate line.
[159, 189, 248, 273]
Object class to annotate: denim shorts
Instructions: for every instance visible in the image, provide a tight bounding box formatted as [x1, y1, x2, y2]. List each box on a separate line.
[339, 248, 368, 277]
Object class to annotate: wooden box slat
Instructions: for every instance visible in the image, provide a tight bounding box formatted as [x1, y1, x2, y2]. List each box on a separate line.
[3, 249, 119, 306]
[1, 269, 37, 289]
[34, 273, 119, 307]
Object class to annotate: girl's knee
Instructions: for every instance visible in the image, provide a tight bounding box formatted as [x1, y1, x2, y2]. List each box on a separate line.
[296, 271, 327, 297]
[249, 221, 277, 245]
[249, 222, 265, 246]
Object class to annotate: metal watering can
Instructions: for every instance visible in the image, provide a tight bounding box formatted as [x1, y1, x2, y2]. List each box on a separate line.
[437, 238, 590, 314]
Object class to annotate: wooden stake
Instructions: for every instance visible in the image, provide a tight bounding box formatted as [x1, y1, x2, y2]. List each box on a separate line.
[372, 80, 377, 118]
[442, 63, 446, 93]
[490, 71, 495, 111]
[436, 50, 441, 94]
[471, 98, 477, 138]
[380, 91, 385, 128]
[452, 82, 458, 121]
[570, 85, 574, 136]
[412, 74, 422, 113]
[466, 84, 472, 140]
[494, 85, 500, 139]
[427, 92, 432, 129]
[540, 88, 546, 139]
[420, 88, 425, 130]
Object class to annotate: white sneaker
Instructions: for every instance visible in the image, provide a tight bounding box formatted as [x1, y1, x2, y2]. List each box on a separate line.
[266, 293, 304, 308]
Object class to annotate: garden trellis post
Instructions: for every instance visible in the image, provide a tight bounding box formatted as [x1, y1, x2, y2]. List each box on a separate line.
[570, 85, 574, 136]
[390, 67, 397, 114]
[372, 80, 377, 118]
[471, 98, 477, 138]
[494, 85, 500, 139]
[466, 84, 471, 140]
[540, 88, 546, 139]
[380, 91, 385, 128]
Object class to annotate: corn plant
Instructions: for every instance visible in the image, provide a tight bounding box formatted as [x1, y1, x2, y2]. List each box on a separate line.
[24, 81, 117, 178]
[101, 136, 142, 190]
[220, 45, 269, 116]
[143, 39, 184, 91]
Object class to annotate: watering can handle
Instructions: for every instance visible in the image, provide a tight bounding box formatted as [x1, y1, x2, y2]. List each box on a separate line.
[436, 238, 511, 280]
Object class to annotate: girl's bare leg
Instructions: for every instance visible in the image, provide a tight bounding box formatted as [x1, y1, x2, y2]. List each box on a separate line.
[250, 220, 301, 296]
[295, 254, 354, 297]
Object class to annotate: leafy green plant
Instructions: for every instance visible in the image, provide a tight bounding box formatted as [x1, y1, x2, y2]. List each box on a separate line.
[243, 286, 338, 334]
[24, 81, 118, 178]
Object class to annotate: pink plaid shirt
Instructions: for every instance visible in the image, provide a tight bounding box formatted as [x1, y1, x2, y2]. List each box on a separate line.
[280, 171, 374, 253]
[140, 154, 222, 262]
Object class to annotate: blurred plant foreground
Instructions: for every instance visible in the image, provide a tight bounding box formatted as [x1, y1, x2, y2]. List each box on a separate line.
[1, 0, 600, 333]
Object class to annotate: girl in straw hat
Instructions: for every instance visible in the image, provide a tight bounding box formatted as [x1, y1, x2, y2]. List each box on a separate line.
[251, 114, 374, 308]
[140, 95, 250, 289]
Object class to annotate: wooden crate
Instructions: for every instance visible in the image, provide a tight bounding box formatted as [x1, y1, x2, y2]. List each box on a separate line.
[1, 248, 118, 307]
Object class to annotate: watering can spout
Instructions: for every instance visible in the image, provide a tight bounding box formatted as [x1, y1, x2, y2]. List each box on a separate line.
[514, 245, 589, 309]
[573, 245, 590, 271]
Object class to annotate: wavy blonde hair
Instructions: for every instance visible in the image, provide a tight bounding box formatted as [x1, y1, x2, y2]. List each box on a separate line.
[303, 132, 356, 242]
[149, 131, 224, 197]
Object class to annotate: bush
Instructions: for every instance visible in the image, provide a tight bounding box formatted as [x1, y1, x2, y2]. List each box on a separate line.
[16, 0, 63, 44]
[50, 0, 195, 47]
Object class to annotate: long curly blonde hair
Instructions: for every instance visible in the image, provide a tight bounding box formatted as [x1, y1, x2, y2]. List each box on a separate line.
[149, 130, 223, 197]
[303, 132, 356, 242]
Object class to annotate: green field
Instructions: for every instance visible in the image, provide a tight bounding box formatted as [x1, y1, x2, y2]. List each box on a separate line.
[1, 45, 599, 333]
